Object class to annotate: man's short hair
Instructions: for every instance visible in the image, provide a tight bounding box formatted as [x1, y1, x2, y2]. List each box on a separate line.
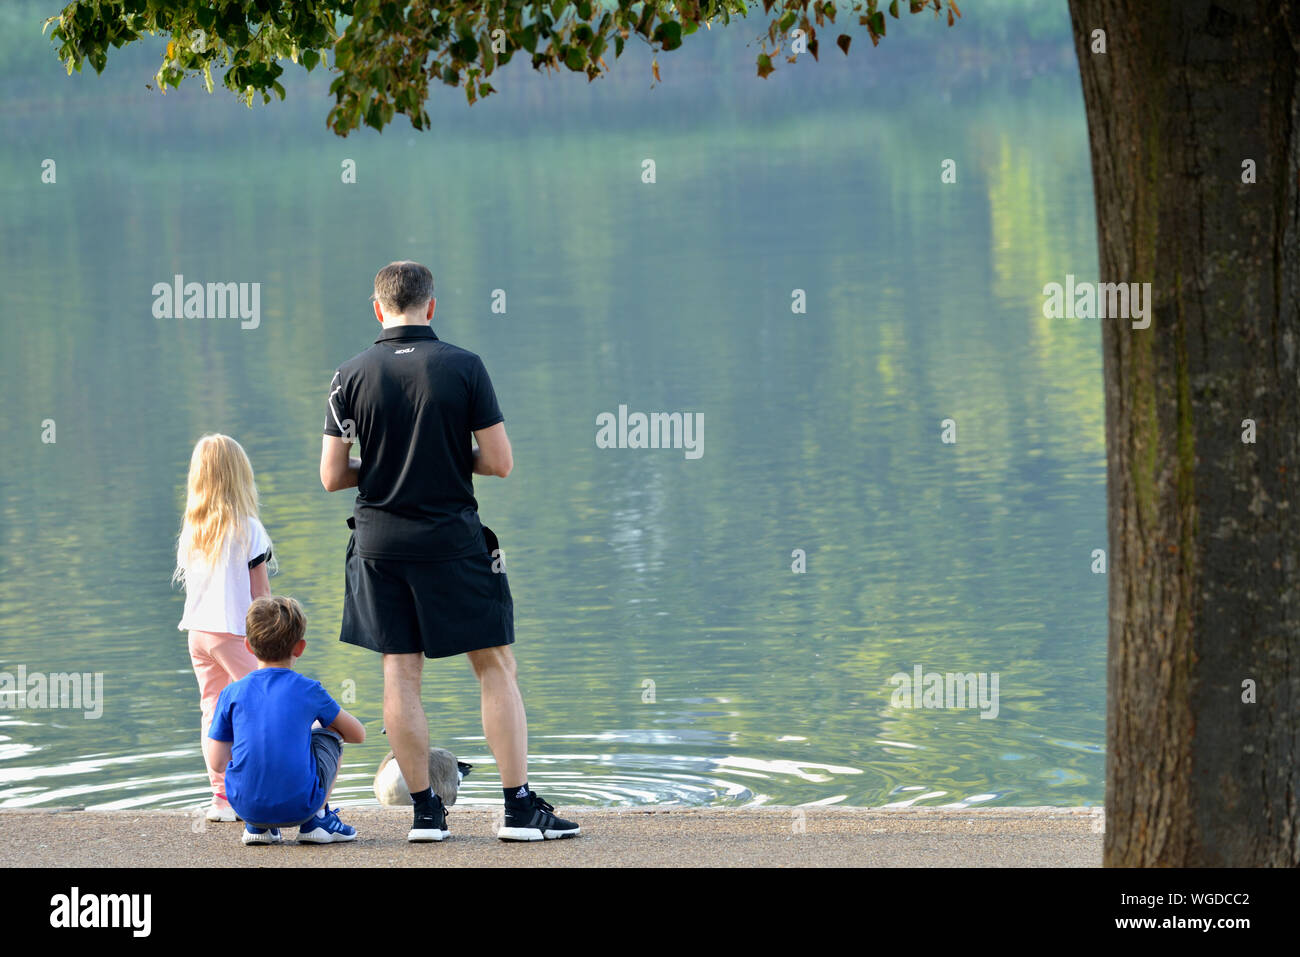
[373, 261, 434, 315]
[245, 596, 307, 662]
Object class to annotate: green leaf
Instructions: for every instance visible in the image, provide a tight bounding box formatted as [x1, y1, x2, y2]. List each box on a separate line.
[301, 49, 319, 71]
[454, 34, 479, 61]
[868, 10, 885, 44]
[635, 2, 655, 36]
[652, 20, 682, 51]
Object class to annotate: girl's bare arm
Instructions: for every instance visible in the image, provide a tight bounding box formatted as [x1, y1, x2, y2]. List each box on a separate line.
[250, 561, 271, 600]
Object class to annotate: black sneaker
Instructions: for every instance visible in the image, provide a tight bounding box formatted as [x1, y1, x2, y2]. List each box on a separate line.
[498, 790, 580, 841]
[408, 793, 449, 842]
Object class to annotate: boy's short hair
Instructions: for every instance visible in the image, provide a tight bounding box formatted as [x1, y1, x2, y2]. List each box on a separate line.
[246, 596, 307, 661]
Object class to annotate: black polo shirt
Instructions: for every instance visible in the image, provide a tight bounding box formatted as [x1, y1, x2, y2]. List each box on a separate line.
[323, 324, 504, 561]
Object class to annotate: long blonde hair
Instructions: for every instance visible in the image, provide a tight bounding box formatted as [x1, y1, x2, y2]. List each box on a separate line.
[172, 434, 267, 585]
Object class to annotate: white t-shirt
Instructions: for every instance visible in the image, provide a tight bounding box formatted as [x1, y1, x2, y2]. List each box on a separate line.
[177, 517, 272, 636]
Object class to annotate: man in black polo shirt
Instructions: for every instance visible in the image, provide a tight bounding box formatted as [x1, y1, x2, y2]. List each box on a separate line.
[320, 261, 579, 843]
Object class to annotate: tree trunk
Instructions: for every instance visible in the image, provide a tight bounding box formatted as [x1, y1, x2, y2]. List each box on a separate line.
[1068, 0, 1300, 865]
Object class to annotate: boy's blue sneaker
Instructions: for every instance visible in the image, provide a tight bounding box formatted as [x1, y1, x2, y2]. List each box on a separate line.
[297, 805, 357, 844]
[241, 824, 282, 846]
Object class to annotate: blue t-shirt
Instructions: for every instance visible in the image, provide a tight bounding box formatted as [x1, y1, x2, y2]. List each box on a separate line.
[208, 668, 342, 825]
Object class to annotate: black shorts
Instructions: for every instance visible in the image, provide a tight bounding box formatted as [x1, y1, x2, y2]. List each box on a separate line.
[339, 532, 514, 659]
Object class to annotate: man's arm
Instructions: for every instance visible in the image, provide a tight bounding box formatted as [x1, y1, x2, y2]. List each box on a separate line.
[472, 422, 513, 478]
[320, 435, 361, 491]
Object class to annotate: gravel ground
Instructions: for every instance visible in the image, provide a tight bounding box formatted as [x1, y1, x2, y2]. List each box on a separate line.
[0, 805, 1102, 867]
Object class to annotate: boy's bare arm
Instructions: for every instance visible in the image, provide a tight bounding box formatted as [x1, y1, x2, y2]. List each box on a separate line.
[210, 739, 232, 775]
[328, 708, 366, 744]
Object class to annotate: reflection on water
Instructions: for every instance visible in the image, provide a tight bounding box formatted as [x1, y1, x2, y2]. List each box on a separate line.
[0, 3, 1104, 809]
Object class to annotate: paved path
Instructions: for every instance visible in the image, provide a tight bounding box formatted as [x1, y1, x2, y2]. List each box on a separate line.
[1, 806, 1102, 867]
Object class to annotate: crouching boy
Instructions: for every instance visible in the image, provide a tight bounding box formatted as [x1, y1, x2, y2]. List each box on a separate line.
[208, 595, 366, 845]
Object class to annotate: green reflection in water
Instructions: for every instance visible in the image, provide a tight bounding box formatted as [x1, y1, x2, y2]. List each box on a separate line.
[0, 1, 1104, 809]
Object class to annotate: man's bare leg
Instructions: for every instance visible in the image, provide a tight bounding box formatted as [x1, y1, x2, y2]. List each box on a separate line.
[467, 645, 527, 788]
[383, 652, 430, 793]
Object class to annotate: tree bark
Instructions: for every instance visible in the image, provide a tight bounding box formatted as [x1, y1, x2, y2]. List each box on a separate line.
[1068, 0, 1300, 865]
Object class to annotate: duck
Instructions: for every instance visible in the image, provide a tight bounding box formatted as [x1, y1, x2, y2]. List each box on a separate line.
[373, 746, 472, 806]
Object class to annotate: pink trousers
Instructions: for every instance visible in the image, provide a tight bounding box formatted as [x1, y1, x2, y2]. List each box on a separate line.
[187, 630, 258, 795]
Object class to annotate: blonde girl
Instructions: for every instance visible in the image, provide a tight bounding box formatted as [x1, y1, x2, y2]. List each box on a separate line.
[174, 434, 274, 822]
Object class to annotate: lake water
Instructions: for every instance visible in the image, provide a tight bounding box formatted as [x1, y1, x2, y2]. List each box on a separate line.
[0, 3, 1105, 810]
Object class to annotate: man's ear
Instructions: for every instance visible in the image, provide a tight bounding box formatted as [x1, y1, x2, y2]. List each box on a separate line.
[373, 300, 385, 325]
[293, 637, 307, 659]
[426, 297, 436, 320]
[244, 637, 256, 657]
